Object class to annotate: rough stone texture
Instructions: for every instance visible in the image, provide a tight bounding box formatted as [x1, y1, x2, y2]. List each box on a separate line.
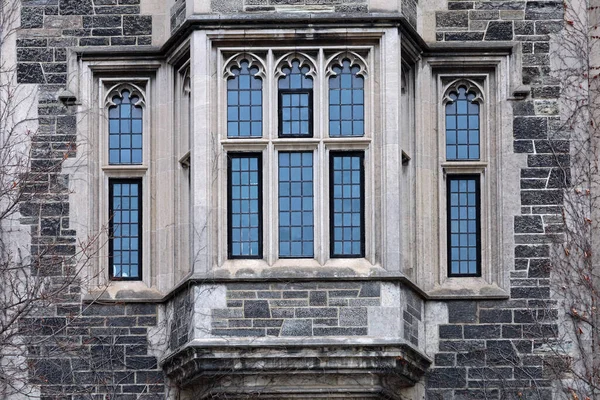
[16, 2, 160, 398]
[210, 282, 383, 337]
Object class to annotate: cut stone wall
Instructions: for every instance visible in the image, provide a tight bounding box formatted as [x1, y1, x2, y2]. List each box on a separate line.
[16, 2, 165, 398]
[426, 0, 565, 398]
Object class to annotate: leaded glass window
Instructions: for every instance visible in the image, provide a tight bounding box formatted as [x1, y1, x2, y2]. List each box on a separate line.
[109, 90, 143, 165]
[445, 87, 480, 160]
[228, 154, 262, 258]
[330, 152, 364, 257]
[329, 59, 364, 137]
[279, 152, 314, 258]
[278, 60, 313, 137]
[109, 179, 142, 280]
[227, 60, 263, 138]
[447, 175, 480, 276]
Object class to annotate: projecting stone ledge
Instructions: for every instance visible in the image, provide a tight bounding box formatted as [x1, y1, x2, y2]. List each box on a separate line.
[162, 339, 431, 399]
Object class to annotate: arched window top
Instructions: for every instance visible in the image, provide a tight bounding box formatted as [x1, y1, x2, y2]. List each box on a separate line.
[226, 55, 263, 138]
[278, 59, 313, 89]
[444, 80, 482, 161]
[328, 56, 365, 138]
[224, 53, 265, 79]
[277, 54, 314, 137]
[442, 79, 484, 105]
[106, 84, 145, 165]
[105, 83, 146, 109]
[326, 51, 367, 78]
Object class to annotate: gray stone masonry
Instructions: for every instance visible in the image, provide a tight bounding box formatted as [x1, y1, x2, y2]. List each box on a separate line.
[428, 0, 565, 398]
[211, 282, 380, 338]
[17, 2, 163, 399]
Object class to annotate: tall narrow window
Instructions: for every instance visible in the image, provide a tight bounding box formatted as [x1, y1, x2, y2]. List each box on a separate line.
[227, 60, 263, 138]
[228, 154, 262, 258]
[329, 59, 364, 137]
[108, 90, 143, 164]
[330, 152, 364, 258]
[109, 179, 142, 280]
[278, 59, 313, 137]
[279, 152, 314, 258]
[447, 175, 480, 277]
[445, 86, 480, 160]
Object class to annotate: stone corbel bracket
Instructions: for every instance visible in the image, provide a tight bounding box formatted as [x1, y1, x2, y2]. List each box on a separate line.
[163, 341, 431, 399]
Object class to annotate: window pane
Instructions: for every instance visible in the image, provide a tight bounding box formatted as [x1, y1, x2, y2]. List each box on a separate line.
[279, 152, 313, 258]
[446, 86, 480, 160]
[447, 176, 480, 276]
[279, 60, 313, 137]
[330, 153, 364, 257]
[227, 61, 263, 138]
[329, 59, 364, 137]
[110, 180, 142, 279]
[229, 154, 262, 258]
[108, 90, 143, 165]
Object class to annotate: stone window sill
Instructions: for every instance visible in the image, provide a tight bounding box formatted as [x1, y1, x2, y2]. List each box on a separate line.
[83, 280, 163, 303]
[426, 277, 509, 300]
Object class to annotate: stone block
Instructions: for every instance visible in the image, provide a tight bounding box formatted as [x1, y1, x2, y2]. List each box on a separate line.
[123, 15, 152, 36]
[313, 327, 367, 335]
[527, 154, 569, 168]
[525, 1, 563, 20]
[309, 291, 327, 306]
[485, 21, 513, 40]
[295, 307, 337, 318]
[427, 367, 466, 388]
[436, 11, 469, 28]
[448, 301, 477, 323]
[463, 324, 501, 339]
[528, 259, 551, 278]
[21, 7, 44, 29]
[514, 216, 544, 233]
[449, 1, 473, 9]
[435, 353, 455, 366]
[439, 325, 462, 339]
[358, 282, 381, 297]
[59, 0, 93, 14]
[339, 307, 367, 326]
[513, 117, 548, 139]
[445, 32, 485, 41]
[510, 286, 550, 299]
[480, 309, 512, 323]
[243, 300, 271, 318]
[514, 140, 534, 153]
[280, 319, 312, 336]
[474, 1, 524, 10]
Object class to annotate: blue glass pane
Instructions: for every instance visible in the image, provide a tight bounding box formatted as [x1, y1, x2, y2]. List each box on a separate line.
[445, 86, 480, 160]
[229, 154, 261, 257]
[110, 180, 141, 279]
[279, 60, 313, 137]
[227, 61, 263, 138]
[329, 59, 364, 137]
[331, 153, 363, 257]
[278, 153, 313, 258]
[109, 91, 143, 165]
[447, 176, 479, 275]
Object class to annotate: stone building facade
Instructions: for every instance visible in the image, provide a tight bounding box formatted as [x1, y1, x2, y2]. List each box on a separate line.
[4, 0, 571, 398]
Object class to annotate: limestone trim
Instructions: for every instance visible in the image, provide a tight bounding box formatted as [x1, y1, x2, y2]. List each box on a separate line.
[163, 342, 431, 399]
[416, 55, 514, 297]
[213, 42, 379, 269]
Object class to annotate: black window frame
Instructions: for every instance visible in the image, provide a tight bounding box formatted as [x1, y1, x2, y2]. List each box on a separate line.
[108, 178, 143, 281]
[329, 151, 365, 258]
[278, 89, 314, 138]
[227, 152, 263, 259]
[446, 174, 481, 277]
